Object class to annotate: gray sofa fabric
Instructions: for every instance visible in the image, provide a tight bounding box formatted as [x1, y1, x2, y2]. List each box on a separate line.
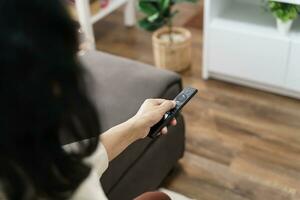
[78, 51, 185, 200]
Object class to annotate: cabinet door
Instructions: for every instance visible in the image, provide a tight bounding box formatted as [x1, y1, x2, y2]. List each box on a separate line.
[208, 27, 289, 87]
[286, 40, 300, 92]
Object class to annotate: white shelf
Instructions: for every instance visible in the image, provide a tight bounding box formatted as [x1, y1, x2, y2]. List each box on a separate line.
[210, 0, 299, 39]
[274, 0, 300, 5]
[91, 0, 128, 23]
[73, 0, 135, 49]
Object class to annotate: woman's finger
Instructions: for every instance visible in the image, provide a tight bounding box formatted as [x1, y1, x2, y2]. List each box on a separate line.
[155, 99, 169, 105]
[170, 118, 177, 126]
[159, 100, 176, 114]
[149, 98, 166, 105]
[161, 127, 168, 135]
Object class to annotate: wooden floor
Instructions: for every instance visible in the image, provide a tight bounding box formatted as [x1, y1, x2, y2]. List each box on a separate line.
[93, 3, 300, 200]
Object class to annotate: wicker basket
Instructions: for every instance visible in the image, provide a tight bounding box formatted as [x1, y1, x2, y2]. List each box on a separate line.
[152, 27, 192, 72]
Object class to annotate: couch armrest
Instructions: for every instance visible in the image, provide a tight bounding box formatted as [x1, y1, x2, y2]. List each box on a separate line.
[80, 50, 182, 132]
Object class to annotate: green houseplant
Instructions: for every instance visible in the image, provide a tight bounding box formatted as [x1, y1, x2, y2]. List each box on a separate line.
[268, 1, 300, 35]
[138, 0, 197, 72]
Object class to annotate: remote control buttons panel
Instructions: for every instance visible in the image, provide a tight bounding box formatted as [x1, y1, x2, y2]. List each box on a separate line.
[174, 94, 186, 107]
[183, 87, 198, 97]
[177, 94, 187, 102]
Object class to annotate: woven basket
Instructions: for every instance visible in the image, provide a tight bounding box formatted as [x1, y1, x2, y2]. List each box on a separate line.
[152, 27, 192, 72]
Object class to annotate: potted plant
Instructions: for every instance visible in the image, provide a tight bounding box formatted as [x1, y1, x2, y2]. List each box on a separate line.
[138, 0, 197, 72]
[268, 1, 300, 35]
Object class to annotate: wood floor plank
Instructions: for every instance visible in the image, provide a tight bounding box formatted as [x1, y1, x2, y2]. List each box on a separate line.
[231, 145, 300, 193]
[212, 109, 300, 150]
[164, 152, 294, 200]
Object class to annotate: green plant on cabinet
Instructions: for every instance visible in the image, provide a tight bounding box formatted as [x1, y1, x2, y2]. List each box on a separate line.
[138, 0, 197, 40]
[268, 1, 300, 22]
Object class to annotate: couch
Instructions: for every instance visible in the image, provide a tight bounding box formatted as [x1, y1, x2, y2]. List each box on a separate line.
[79, 51, 185, 200]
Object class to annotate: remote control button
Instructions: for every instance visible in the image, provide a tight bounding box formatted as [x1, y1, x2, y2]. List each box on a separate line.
[164, 113, 168, 119]
[167, 110, 174, 116]
[177, 94, 187, 102]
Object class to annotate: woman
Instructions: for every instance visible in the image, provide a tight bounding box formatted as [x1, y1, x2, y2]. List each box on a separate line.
[0, 0, 176, 199]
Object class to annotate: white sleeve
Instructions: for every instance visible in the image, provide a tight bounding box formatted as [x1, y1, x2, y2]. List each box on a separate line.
[70, 169, 108, 200]
[63, 141, 109, 177]
[83, 143, 109, 176]
[63, 141, 109, 200]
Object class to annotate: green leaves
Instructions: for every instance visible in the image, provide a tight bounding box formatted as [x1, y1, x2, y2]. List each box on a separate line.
[268, 0, 299, 22]
[160, 0, 170, 11]
[148, 13, 160, 22]
[138, 1, 158, 15]
[137, 0, 198, 32]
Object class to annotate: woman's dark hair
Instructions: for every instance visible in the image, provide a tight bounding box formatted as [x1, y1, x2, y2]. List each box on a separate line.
[0, 0, 100, 199]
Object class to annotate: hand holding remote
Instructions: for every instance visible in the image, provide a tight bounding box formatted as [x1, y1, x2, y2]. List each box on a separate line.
[130, 99, 177, 139]
[148, 87, 198, 138]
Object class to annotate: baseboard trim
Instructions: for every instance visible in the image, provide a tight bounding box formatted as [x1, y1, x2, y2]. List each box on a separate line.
[208, 72, 300, 100]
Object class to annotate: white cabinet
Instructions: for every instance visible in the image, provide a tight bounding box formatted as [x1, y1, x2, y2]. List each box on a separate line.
[203, 0, 300, 99]
[286, 40, 300, 92]
[208, 26, 289, 86]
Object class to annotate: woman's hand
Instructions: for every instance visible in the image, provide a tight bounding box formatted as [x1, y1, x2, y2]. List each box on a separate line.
[101, 98, 177, 161]
[130, 99, 177, 139]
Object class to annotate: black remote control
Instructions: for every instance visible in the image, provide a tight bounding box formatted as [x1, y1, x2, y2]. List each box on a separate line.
[148, 87, 198, 138]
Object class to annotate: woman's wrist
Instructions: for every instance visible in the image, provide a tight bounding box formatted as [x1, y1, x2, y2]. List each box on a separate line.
[127, 116, 149, 140]
[101, 117, 143, 161]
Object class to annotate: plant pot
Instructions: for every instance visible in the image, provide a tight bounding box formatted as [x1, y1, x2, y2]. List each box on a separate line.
[152, 27, 192, 72]
[276, 18, 293, 35]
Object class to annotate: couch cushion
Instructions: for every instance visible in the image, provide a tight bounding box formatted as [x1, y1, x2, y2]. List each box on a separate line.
[79, 51, 182, 193]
